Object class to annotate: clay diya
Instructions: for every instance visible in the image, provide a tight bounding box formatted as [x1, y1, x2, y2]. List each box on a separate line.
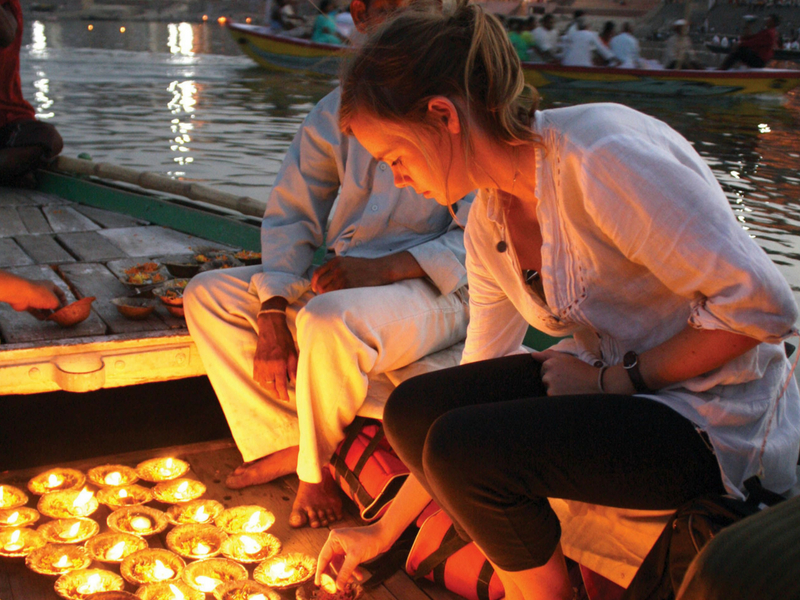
[28, 469, 86, 495]
[296, 575, 363, 600]
[166, 523, 227, 560]
[26, 543, 91, 575]
[86, 531, 149, 564]
[253, 553, 316, 589]
[214, 505, 275, 534]
[220, 532, 281, 564]
[120, 548, 185, 586]
[214, 580, 280, 600]
[108, 506, 169, 538]
[38, 517, 100, 544]
[181, 558, 248, 594]
[0, 507, 40, 528]
[135, 580, 205, 600]
[87, 465, 139, 488]
[97, 485, 154, 510]
[136, 458, 190, 483]
[166, 499, 224, 526]
[38, 487, 98, 519]
[54, 568, 125, 599]
[0, 484, 29, 509]
[0, 527, 46, 557]
[152, 479, 205, 504]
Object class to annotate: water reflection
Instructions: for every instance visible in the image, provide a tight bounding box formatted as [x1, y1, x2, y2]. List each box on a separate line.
[167, 23, 196, 59]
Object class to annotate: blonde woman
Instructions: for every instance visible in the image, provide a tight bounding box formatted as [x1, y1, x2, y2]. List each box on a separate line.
[316, 3, 800, 599]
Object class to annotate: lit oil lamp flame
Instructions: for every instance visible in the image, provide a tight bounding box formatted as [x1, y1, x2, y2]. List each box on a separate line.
[106, 541, 127, 561]
[194, 575, 222, 592]
[6, 511, 20, 526]
[119, 489, 128, 498]
[47, 473, 64, 489]
[159, 458, 176, 477]
[152, 559, 176, 580]
[77, 573, 103, 595]
[192, 541, 211, 556]
[0, 487, 4, 502]
[105, 471, 123, 486]
[175, 481, 190, 500]
[4, 529, 23, 552]
[244, 511, 261, 532]
[250, 595, 267, 600]
[60, 520, 82, 540]
[193, 505, 209, 523]
[54, 554, 71, 569]
[239, 535, 262, 555]
[130, 516, 152, 532]
[169, 583, 186, 600]
[268, 560, 296, 580]
[73, 488, 94, 510]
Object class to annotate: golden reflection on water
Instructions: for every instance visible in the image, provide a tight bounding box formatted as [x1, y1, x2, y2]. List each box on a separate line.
[168, 23, 195, 57]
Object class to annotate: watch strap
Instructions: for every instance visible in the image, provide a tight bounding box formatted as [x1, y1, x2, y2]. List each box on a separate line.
[623, 351, 652, 394]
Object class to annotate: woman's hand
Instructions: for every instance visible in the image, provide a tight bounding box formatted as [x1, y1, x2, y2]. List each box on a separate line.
[530, 349, 600, 395]
[316, 523, 395, 590]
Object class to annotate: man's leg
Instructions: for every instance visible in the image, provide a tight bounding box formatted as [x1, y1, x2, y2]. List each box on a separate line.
[290, 279, 469, 527]
[0, 120, 63, 184]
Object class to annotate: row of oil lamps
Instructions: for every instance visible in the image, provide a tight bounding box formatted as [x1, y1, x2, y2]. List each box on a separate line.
[0, 458, 318, 600]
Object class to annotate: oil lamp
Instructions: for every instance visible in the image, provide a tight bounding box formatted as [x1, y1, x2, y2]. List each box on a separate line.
[28, 468, 86, 495]
[253, 553, 316, 589]
[38, 517, 100, 544]
[0, 484, 28, 509]
[214, 505, 275, 534]
[212, 580, 280, 600]
[86, 531, 149, 564]
[120, 548, 185, 585]
[38, 487, 98, 519]
[88, 464, 139, 488]
[220, 532, 281, 563]
[0, 507, 40, 528]
[181, 558, 247, 594]
[136, 458, 190, 483]
[97, 484, 154, 509]
[26, 543, 91, 575]
[166, 499, 224, 526]
[135, 581, 205, 600]
[0, 527, 46, 557]
[108, 506, 169, 537]
[153, 479, 205, 504]
[166, 523, 227, 560]
[54, 568, 125, 600]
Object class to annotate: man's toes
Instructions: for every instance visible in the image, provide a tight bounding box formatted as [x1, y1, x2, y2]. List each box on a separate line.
[307, 509, 323, 529]
[289, 507, 309, 528]
[325, 508, 340, 524]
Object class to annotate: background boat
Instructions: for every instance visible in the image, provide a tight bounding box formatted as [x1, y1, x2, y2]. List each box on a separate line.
[227, 22, 800, 96]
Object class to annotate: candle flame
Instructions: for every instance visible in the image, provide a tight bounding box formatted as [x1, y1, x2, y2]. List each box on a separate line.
[153, 559, 176, 580]
[194, 575, 221, 592]
[47, 473, 64, 488]
[6, 511, 20, 525]
[169, 583, 186, 600]
[268, 560, 296, 579]
[106, 541, 127, 561]
[119, 488, 128, 498]
[77, 573, 103, 594]
[193, 505, 209, 522]
[239, 535, 262, 555]
[8, 530, 20, 544]
[105, 471, 123, 486]
[54, 554, 71, 568]
[73, 488, 94, 509]
[244, 511, 261, 532]
[130, 516, 151, 531]
[61, 521, 81, 539]
[192, 541, 211, 555]
[177, 481, 189, 494]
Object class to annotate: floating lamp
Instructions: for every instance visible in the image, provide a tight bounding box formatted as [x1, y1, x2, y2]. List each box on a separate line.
[137, 458, 190, 483]
[88, 465, 139, 488]
[86, 531, 148, 564]
[166, 524, 226, 560]
[153, 479, 205, 504]
[120, 548, 185, 585]
[26, 543, 91, 575]
[0, 485, 28, 509]
[97, 484, 153, 509]
[38, 517, 100, 544]
[108, 506, 169, 537]
[181, 558, 247, 594]
[38, 487, 98, 519]
[135, 581, 205, 600]
[0, 507, 40, 528]
[54, 568, 125, 600]
[215, 505, 275, 534]
[28, 469, 86, 495]
[220, 532, 281, 563]
[0, 528, 46, 557]
[253, 553, 316, 589]
[166, 499, 223, 526]
[212, 580, 280, 600]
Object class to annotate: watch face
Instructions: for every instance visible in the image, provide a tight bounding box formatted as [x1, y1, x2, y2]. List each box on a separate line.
[623, 351, 637, 368]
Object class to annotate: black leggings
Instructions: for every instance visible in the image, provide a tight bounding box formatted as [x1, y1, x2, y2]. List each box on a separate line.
[383, 354, 726, 572]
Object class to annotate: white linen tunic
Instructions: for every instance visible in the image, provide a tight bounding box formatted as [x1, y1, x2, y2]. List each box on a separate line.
[462, 103, 800, 498]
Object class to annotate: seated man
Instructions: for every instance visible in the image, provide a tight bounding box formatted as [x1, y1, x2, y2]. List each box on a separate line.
[0, 0, 62, 185]
[720, 14, 780, 69]
[184, 0, 470, 529]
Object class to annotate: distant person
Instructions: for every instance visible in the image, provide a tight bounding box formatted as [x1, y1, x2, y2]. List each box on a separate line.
[0, 269, 65, 315]
[720, 35, 729, 48]
[720, 14, 780, 69]
[507, 18, 531, 61]
[269, 0, 303, 32]
[662, 19, 702, 69]
[610, 22, 641, 67]
[531, 13, 559, 61]
[712, 33, 721, 44]
[562, 21, 616, 66]
[334, 2, 355, 39]
[0, 0, 62, 186]
[563, 8, 585, 36]
[311, 0, 345, 44]
[599, 20, 615, 46]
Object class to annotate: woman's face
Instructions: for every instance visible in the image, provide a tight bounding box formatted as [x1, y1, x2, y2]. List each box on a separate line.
[349, 110, 472, 206]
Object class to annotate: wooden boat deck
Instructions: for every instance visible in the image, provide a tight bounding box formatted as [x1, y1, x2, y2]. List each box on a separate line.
[0, 439, 462, 600]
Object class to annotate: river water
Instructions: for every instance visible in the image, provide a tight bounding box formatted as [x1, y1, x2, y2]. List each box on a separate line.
[19, 17, 800, 301]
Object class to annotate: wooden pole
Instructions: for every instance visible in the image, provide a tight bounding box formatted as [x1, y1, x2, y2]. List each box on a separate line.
[50, 156, 267, 219]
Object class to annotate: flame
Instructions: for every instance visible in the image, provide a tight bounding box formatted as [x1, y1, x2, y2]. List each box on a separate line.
[119, 26, 126, 33]
[246, 17, 252, 23]
[105, 471, 123, 486]
[6, 512, 20, 525]
[320, 574, 338, 594]
[169, 583, 186, 600]
[130, 516, 151, 531]
[244, 511, 261, 532]
[88, 24, 93, 30]
[268, 560, 296, 580]
[54, 554, 71, 568]
[47, 473, 65, 489]
[152, 559, 176, 580]
[61, 521, 81, 540]
[193, 505, 209, 522]
[249, 595, 267, 600]
[106, 541, 127, 561]
[194, 575, 221, 592]
[192, 541, 211, 556]
[119, 488, 128, 498]
[202, 14, 209, 21]
[239, 535, 262, 555]
[0, 486, 4, 500]
[77, 573, 103, 594]
[217, 16, 227, 24]
[73, 488, 94, 509]
[4, 529, 23, 550]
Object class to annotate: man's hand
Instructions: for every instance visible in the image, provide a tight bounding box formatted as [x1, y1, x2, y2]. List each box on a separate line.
[254, 311, 298, 402]
[311, 252, 425, 294]
[12, 279, 66, 317]
[530, 349, 600, 396]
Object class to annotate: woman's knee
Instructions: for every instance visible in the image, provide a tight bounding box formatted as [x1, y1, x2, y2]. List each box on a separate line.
[422, 409, 490, 493]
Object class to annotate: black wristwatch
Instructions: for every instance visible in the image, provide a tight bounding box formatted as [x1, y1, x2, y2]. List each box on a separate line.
[623, 351, 653, 394]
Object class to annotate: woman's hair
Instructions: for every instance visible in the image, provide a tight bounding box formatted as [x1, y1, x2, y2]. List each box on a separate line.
[339, 0, 540, 149]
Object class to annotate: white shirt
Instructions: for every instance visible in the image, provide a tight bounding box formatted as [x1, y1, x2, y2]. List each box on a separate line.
[462, 103, 800, 499]
[250, 88, 472, 305]
[609, 31, 640, 67]
[561, 29, 615, 66]
[532, 25, 559, 54]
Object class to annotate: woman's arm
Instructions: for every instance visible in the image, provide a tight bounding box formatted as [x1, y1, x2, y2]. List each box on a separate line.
[0, 270, 66, 313]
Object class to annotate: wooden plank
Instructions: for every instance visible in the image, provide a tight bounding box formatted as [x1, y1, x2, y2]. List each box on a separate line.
[0, 187, 41, 206]
[385, 572, 439, 600]
[99, 226, 235, 258]
[13, 235, 75, 265]
[42, 205, 101, 233]
[56, 231, 126, 262]
[0, 238, 34, 268]
[73, 204, 149, 229]
[16, 206, 53, 234]
[0, 207, 28, 237]
[57, 262, 167, 334]
[0, 264, 106, 344]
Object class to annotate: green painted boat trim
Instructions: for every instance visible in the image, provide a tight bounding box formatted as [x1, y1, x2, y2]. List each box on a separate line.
[523, 327, 564, 351]
[36, 171, 263, 251]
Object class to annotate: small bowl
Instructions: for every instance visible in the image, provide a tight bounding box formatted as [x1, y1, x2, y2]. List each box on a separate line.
[0, 484, 29, 508]
[54, 568, 125, 599]
[135, 581, 205, 600]
[151, 280, 189, 308]
[198, 255, 243, 273]
[87, 465, 140, 488]
[47, 297, 96, 327]
[86, 531, 148, 564]
[0, 507, 40, 528]
[38, 488, 99, 519]
[220, 532, 281, 563]
[181, 558, 248, 594]
[232, 249, 261, 266]
[119, 262, 169, 287]
[107, 506, 169, 537]
[161, 254, 201, 278]
[215, 505, 275, 534]
[97, 485, 153, 510]
[26, 543, 91, 574]
[38, 517, 100, 544]
[166, 523, 227, 560]
[28, 468, 86, 495]
[120, 548, 185, 585]
[136, 457, 190, 483]
[296, 576, 364, 600]
[0, 527, 47, 557]
[253, 552, 316, 589]
[166, 499, 224, 526]
[152, 478, 205, 504]
[111, 297, 158, 320]
[215, 580, 280, 600]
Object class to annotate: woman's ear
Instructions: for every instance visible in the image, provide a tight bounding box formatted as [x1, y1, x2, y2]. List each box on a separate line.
[427, 97, 461, 135]
[350, 0, 368, 33]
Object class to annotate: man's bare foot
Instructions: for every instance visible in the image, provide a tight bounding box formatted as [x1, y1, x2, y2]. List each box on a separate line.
[225, 446, 299, 489]
[289, 470, 343, 529]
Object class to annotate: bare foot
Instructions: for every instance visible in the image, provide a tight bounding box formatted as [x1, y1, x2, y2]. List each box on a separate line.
[225, 446, 299, 489]
[289, 470, 343, 529]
